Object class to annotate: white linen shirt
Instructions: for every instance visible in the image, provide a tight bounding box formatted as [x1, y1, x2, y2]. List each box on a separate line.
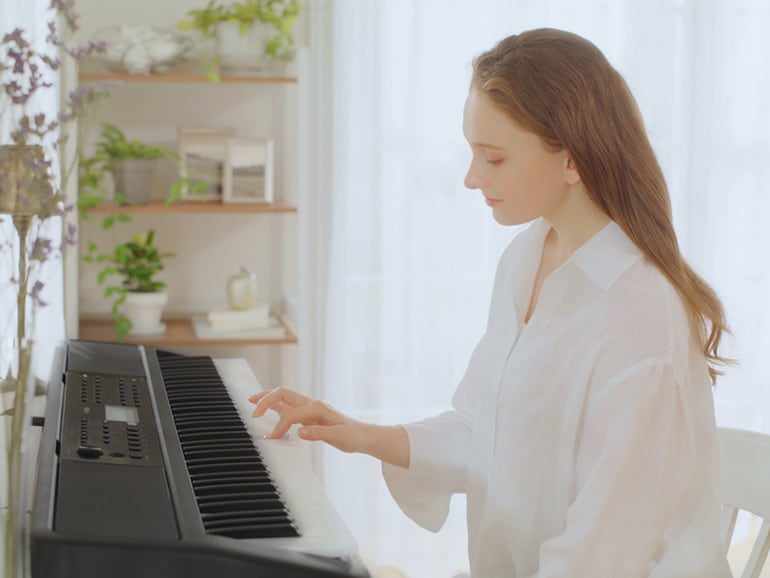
[382, 218, 732, 578]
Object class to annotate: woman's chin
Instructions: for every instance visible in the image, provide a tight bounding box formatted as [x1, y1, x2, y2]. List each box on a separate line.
[491, 210, 534, 227]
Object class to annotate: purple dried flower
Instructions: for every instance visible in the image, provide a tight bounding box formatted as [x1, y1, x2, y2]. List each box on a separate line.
[46, 21, 57, 44]
[2, 29, 28, 49]
[58, 82, 115, 123]
[30, 237, 53, 262]
[42, 53, 60, 72]
[2, 0, 114, 319]
[62, 39, 106, 62]
[63, 222, 78, 247]
[28, 280, 48, 308]
[49, 0, 79, 33]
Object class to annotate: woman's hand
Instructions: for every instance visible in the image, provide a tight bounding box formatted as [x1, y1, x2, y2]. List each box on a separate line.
[249, 387, 410, 468]
[249, 387, 367, 453]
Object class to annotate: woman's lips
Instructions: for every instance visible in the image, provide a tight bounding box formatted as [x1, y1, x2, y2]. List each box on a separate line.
[485, 197, 503, 207]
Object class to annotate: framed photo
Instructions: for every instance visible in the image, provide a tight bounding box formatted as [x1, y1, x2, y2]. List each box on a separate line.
[177, 127, 233, 201]
[223, 138, 274, 204]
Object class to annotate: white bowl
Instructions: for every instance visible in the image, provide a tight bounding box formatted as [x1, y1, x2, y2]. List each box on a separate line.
[92, 26, 194, 75]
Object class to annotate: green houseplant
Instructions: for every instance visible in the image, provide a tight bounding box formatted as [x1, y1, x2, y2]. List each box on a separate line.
[179, 0, 300, 81]
[78, 123, 181, 210]
[84, 230, 174, 340]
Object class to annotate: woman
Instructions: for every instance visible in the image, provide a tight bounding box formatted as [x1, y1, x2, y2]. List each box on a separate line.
[250, 28, 733, 577]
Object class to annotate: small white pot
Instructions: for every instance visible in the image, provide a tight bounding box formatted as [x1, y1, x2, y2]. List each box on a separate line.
[112, 158, 156, 205]
[123, 290, 168, 336]
[216, 21, 270, 71]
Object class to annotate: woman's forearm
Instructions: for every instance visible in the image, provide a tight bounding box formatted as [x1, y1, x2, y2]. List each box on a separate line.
[360, 424, 410, 468]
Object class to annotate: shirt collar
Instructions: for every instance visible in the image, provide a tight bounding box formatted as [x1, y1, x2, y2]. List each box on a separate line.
[532, 218, 644, 290]
[569, 220, 643, 289]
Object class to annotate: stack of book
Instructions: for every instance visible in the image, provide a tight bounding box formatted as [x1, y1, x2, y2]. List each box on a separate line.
[192, 303, 286, 340]
[207, 303, 270, 331]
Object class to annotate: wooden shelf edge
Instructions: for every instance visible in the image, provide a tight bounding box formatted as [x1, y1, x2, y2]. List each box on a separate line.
[78, 59, 297, 84]
[83, 200, 297, 215]
[79, 314, 298, 347]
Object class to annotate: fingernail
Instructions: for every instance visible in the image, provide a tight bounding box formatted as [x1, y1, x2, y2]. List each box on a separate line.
[298, 427, 311, 439]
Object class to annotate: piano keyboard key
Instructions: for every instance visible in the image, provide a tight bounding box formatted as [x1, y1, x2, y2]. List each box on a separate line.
[158, 354, 299, 541]
[208, 357, 359, 558]
[156, 353, 358, 559]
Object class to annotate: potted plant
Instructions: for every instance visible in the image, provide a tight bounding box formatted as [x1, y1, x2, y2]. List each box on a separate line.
[85, 230, 174, 340]
[179, 0, 300, 81]
[79, 123, 177, 207]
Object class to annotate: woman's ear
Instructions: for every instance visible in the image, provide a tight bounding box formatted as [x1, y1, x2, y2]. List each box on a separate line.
[564, 154, 581, 185]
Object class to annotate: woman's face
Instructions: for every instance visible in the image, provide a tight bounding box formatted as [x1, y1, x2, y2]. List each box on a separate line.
[462, 89, 573, 226]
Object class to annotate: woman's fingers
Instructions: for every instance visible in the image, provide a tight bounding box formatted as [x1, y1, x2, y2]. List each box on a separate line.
[264, 399, 340, 440]
[249, 386, 310, 417]
[248, 391, 269, 404]
[248, 386, 307, 406]
[249, 388, 360, 453]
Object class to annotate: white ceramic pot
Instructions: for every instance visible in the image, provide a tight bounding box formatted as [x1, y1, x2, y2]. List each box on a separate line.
[123, 290, 168, 335]
[216, 21, 270, 71]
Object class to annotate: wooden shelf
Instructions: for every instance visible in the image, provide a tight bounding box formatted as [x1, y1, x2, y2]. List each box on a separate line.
[78, 59, 297, 84]
[83, 200, 297, 215]
[79, 314, 298, 346]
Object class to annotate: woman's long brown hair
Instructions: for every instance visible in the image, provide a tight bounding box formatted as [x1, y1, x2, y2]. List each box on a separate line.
[472, 28, 731, 383]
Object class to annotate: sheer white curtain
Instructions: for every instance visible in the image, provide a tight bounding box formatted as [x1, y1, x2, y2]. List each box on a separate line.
[0, 0, 65, 373]
[319, 1, 770, 576]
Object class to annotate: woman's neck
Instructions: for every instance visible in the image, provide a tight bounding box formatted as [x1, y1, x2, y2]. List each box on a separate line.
[543, 182, 611, 261]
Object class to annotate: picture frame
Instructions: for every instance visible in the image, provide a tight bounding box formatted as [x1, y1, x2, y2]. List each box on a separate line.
[223, 138, 274, 204]
[177, 126, 234, 201]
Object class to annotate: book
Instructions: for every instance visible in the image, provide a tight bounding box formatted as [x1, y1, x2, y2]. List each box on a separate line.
[207, 304, 270, 330]
[192, 314, 287, 340]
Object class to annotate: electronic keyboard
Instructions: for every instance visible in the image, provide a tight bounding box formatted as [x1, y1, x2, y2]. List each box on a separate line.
[30, 340, 370, 578]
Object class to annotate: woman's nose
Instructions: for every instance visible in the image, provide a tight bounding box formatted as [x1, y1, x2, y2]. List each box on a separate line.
[464, 163, 482, 190]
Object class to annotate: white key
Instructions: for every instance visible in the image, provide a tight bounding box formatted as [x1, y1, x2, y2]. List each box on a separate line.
[214, 359, 358, 558]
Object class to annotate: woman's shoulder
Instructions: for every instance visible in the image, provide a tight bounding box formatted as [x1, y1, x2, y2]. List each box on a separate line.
[611, 256, 687, 326]
[594, 257, 697, 378]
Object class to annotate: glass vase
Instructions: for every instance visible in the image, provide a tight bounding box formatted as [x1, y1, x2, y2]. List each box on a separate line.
[1, 338, 36, 578]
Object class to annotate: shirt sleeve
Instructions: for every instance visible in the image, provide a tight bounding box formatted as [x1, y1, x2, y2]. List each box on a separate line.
[381, 331, 486, 532]
[381, 227, 532, 532]
[526, 357, 697, 578]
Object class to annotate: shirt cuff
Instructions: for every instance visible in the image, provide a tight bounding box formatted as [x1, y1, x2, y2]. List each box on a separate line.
[381, 422, 456, 532]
